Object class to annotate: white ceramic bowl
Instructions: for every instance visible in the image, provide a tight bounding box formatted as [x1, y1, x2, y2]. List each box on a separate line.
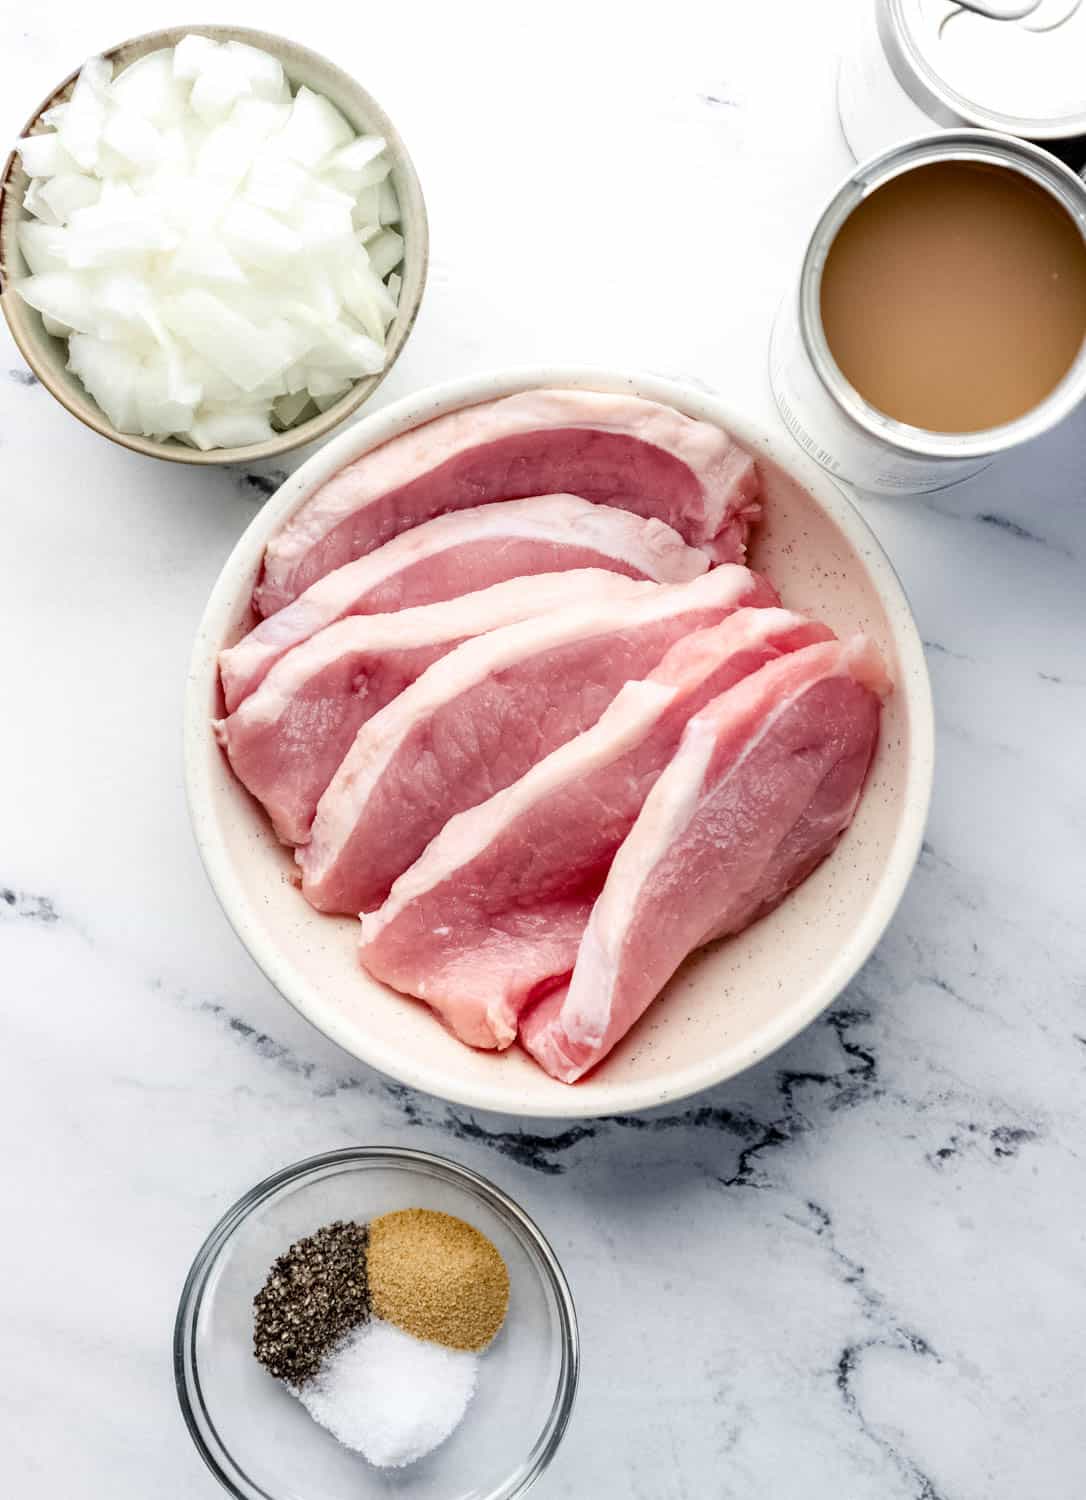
[185, 368, 934, 1118]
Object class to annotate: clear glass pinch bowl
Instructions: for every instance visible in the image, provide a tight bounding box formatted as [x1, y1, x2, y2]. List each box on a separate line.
[174, 1147, 579, 1500]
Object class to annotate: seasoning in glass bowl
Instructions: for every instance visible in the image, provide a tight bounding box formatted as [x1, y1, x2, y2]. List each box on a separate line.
[252, 1208, 509, 1469]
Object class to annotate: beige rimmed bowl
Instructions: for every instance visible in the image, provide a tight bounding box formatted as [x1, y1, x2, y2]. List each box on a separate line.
[184, 367, 934, 1118]
[0, 25, 428, 465]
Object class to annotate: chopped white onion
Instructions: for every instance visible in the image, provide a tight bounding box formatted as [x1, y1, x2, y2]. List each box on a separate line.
[367, 229, 404, 279]
[15, 132, 73, 178]
[279, 86, 354, 166]
[273, 389, 312, 427]
[38, 173, 102, 224]
[190, 406, 276, 451]
[17, 221, 70, 273]
[13, 37, 402, 449]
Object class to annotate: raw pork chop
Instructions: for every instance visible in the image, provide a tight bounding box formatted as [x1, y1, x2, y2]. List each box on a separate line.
[216, 570, 644, 845]
[300, 566, 778, 915]
[255, 389, 761, 614]
[221, 493, 708, 711]
[358, 609, 831, 1049]
[521, 637, 890, 1082]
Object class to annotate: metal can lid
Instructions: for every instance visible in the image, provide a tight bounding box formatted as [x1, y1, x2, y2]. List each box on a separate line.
[888, 0, 1086, 137]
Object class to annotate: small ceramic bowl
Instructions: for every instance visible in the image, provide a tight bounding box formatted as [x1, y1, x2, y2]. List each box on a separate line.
[184, 367, 935, 1118]
[0, 25, 428, 464]
[174, 1148, 579, 1500]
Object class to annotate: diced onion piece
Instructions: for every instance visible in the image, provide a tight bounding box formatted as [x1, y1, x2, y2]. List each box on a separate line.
[57, 57, 112, 170]
[96, 272, 171, 347]
[161, 289, 300, 392]
[294, 196, 355, 257]
[195, 122, 263, 194]
[16, 271, 101, 333]
[336, 257, 388, 342]
[366, 228, 404, 279]
[324, 136, 390, 189]
[273, 390, 312, 427]
[283, 361, 309, 395]
[65, 202, 178, 268]
[167, 230, 247, 284]
[190, 48, 255, 125]
[304, 319, 385, 377]
[352, 185, 381, 229]
[327, 134, 385, 172]
[101, 109, 165, 171]
[110, 49, 189, 126]
[224, 42, 288, 102]
[306, 369, 352, 398]
[176, 351, 245, 404]
[245, 148, 310, 214]
[355, 155, 392, 189]
[313, 390, 346, 411]
[279, 86, 353, 165]
[378, 179, 400, 224]
[138, 346, 201, 435]
[21, 180, 61, 225]
[231, 95, 291, 142]
[17, 132, 73, 177]
[172, 35, 219, 81]
[222, 201, 303, 267]
[17, 221, 70, 273]
[38, 173, 101, 224]
[189, 405, 276, 450]
[67, 332, 143, 430]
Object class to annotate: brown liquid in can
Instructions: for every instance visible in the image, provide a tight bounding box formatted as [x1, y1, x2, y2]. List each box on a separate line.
[819, 161, 1086, 433]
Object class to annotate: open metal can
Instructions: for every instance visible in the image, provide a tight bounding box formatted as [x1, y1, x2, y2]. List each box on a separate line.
[769, 130, 1086, 495]
[838, 0, 1086, 163]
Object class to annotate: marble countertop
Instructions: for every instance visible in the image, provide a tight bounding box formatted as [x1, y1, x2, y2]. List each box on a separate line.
[3, 2, 1084, 1496]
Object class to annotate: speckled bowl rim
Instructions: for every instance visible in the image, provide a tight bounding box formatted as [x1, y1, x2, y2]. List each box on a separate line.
[184, 365, 935, 1118]
[0, 24, 429, 465]
[173, 1146, 580, 1500]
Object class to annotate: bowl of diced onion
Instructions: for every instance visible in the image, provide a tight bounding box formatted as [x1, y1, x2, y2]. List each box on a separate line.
[0, 26, 428, 462]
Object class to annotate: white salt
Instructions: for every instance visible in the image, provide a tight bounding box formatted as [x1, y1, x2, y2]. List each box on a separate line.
[297, 1319, 478, 1469]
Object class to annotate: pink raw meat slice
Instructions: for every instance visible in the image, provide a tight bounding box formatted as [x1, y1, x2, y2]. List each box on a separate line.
[255, 389, 761, 614]
[221, 493, 709, 711]
[521, 637, 891, 1083]
[358, 608, 832, 1050]
[216, 569, 644, 846]
[300, 565, 778, 915]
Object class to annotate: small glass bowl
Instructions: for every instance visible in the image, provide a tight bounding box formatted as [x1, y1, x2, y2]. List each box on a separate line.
[174, 1148, 578, 1500]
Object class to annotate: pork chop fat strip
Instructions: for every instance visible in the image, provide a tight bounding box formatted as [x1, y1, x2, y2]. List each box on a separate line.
[256, 389, 761, 613]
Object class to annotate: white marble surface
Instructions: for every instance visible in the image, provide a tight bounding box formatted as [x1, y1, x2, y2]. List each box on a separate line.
[3, 3, 1085, 1496]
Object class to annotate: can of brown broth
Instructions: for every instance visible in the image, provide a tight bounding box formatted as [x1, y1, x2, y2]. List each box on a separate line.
[769, 131, 1086, 494]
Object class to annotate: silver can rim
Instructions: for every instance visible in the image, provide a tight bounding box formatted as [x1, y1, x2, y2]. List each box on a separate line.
[799, 130, 1086, 461]
[881, 0, 1086, 140]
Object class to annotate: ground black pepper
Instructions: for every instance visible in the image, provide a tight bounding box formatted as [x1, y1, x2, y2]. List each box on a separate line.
[253, 1220, 370, 1385]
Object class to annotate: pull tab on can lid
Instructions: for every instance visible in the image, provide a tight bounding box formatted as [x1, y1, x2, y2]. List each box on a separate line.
[886, 0, 1086, 138]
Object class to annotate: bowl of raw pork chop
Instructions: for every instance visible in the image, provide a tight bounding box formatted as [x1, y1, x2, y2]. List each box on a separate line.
[186, 368, 934, 1118]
